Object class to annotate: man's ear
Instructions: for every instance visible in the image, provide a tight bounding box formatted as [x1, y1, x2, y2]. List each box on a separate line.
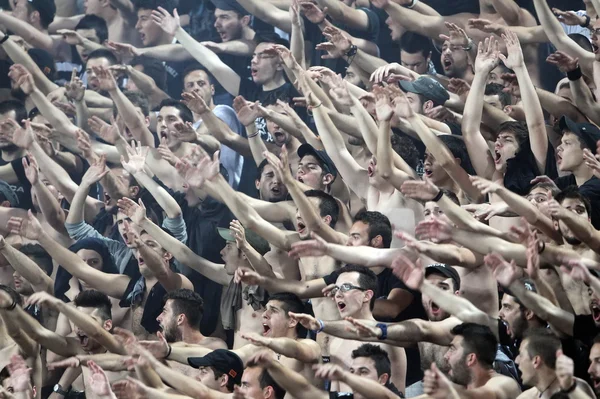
[377, 372, 390, 386]
[241, 15, 251, 27]
[321, 173, 334, 187]
[322, 214, 332, 227]
[465, 353, 477, 367]
[263, 386, 274, 399]
[0, 200, 11, 207]
[163, 251, 173, 263]
[532, 355, 542, 369]
[524, 309, 535, 321]
[211, 84, 215, 96]
[255, 179, 261, 190]
[144, 116, 150, 127]
[219, 374, 229, 389]
[369, 235, 383, 248]
[363, 289, 374, 304]
[103, 319, 113, 331]
[177, 313, 185, 327]
[129, 185, 140, 198]
[29, 10, 40, 26]
[423, 100, 434, 112]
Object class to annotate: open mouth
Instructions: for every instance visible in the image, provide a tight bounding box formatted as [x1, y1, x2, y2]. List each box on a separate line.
[104, 193, 111, 206]
[367, 165, 374, 177]
[251, 68, 258, 77]
[430, 302, 440, 315]
[593, 378, 600, 389]
[274, 131, 285, 141]
[160, 130, 168, 140]
[77, 332, 90, 347]
[556, 154, 562, 165]
[124, 127, 133, 140]
[270, 186, 281, 196]
[138, 257, 145, 266]
[424, 168, 433, 177]
[443, 58, 452, 70]
[337, 301, 346, 312]
[140, 33, 146, 43]
[262, 324, 271, 336]
[593, 44, 599, 54]
[297, 221, 306, 234]
[592, 303, 600, 322]
[297, 176, 304, 183]
[494, 150, 501, 164]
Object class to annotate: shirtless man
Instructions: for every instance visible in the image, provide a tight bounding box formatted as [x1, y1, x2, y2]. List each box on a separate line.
[512, 329, 593, 399]
[287, 265, 407, 393]
[124, 198, 272, 348]
[0, 289, 128, 399]
[143, 293, 317, 396]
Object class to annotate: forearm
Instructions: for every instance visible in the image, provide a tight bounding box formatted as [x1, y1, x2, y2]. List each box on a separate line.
[419, 243, 480, 269]
[108, 88, 154, 147]
[290, 18, 305, 69]
[213, 39, 256, 57]
[201, 111, 252, 157]
[77, 354, 130, 371]
[127, 69, 169, 102]
[1, 245, 53, 291]
[29, 89, 78, 137]
[350, 97, 379, 155]
[132, 172, 182, 218]
[0, 13, 53, 51]
[265, 338, 318, 363]
[571, 77, 600, 126]
[382, 1, 444, 38]
[421, 281, 491, 323]
[0, 311, 39, 357]
[266, 361, 327, 399]
[236, 0, 291, 32]
[338, 371, 396, 399]
[175, 27, 240, 95]
[247, 124, 269, 166]
[138, 244, 181, 292]
[65, 181, 91, 225]
[10, 306, 75, 356]
[376, 119, 394, 179]
[153, 360, 214, 398]
[241, 245, 277, 278]
[1, 37, 57, 94]
[31, 182, 67, 233]
[452, 228, 527, 264]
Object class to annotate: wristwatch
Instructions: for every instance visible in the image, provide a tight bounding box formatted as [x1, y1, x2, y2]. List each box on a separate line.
[53, 384, 69, 396]
[462, 38, 475, 51]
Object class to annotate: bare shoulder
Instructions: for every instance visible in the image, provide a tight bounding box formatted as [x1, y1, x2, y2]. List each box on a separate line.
[203, 337, 228, 350]
[299, 338, 321, 352]
[514, 387, 536, 399]
[487, 374, 522, 398]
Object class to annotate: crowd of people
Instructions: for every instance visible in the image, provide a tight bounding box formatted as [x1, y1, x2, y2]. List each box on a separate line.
[0, 0, 596, 397]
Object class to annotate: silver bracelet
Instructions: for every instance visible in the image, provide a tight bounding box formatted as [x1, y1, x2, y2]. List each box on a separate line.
[406, 0, 418, 9]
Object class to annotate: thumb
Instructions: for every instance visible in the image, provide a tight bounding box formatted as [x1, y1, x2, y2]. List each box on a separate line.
[556, 349, 564, 358]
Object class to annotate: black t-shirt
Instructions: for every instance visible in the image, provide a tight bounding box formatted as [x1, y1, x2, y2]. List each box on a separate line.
[239, 79, 305, 142]
[164, 60, 190, 99]
[555, 175, 600, 229]
[0, 155, 33, 210]
[561, 335, 592, 383]
[572, 314, 599, 346]
[329, 383, 404, 398]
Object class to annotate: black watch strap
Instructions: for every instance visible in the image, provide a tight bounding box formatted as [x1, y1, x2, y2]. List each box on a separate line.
[53, 384, 69, 396]
[376, 323, 388, 340]
[0, 34, 9, 45]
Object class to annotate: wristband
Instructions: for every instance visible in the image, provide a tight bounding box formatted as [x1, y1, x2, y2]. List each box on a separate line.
[406, 0, 418, 8]
[315, 319, 325, 333]
[581, 14, 591, 28]
[567, 66, 582, 81]
[561, 381, 577, 394]
[247, 131, 259, 139]
[345, 44, 358, 58]
[537, 240, 546, 254]
[431, 190, 444, 202]
[0, 34, 9, 45]
[165, 344, 172, 359]
[376, 323, 388, 340]
[462, 38, 474, 51]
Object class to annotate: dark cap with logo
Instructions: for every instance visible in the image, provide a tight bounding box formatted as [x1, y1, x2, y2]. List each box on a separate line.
[188, 349, 243, 385]
[425, 263, 460, 291]
[399, 76, 450, 107]
[559, 116, 600, 155]
[27, 0, 56, 28]
[297, 143, 338, 180]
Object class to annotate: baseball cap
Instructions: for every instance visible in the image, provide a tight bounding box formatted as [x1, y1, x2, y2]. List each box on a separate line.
[0, 181, 19, 207]
[559, 116, 600, 155]
[210, 0, 249, 15]
[399, 76, 449, 107]
[297, 143, 338, 180]
[188, 349, 243, 385]
[27, 48, 56, 81]
[27, 0, 56, 28]
[217, 227, 271, 256]
[425, 263, 460, 291]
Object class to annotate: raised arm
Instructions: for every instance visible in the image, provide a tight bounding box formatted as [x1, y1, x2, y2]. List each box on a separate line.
[546, 196, 600, 253]
[499, 31, 548, 173]
[235, 0, 291, 32]
[0, 12, 54, 52]
[242, 333, 321, 364]
[315, 364, 398, 399]
[0, 310, 39, 358]
[10, 210, 131, 299]
[373, 0, 446, 39]
[235, 267, 326, 298]
[28, 292, 126, 355]
[0, 238, 53, 294]
[152, 8, 241, 96]
[461, 38, 499, 179]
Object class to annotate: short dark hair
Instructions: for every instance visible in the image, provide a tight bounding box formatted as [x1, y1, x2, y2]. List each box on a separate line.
[0, 100, 27, 124]
[304, 190, 339, 229]
[484, 83, 511, 108]
[163, 289, 204, 329]
[113, 90, 150, 118]
[351, 344, 391, 378]
[73, 289, 112, 322]
[451, 323, 497, 369]
[439, 135, 475, 175]
[496, 121, 529, 149]
[267, 292, 306, 336]
[131, 56, 168, 91]
[391, 133, 419, 170]
[399, 32, 431, 57]
[555, 186, 592, 217]
[254, 32, 289, 48]
[86, 49, 118, 66]
[256, 159, 270, 181]
[568, 33, 593, 52]
[523, 328, 561, 369]
[211, 366, 236, 392]
[133, 0, 178, 13]
[337, 264, 378, 309]
[0, 285, 22, 307]
[182, 63, 214, 86]
[158, 98, 194, 124]
[529, 182, 560, 198]
[19, 244, 53, 276]
[245, 361, 286, 399]
[75, 15, 108, 43]
[353, 210, 392, 248]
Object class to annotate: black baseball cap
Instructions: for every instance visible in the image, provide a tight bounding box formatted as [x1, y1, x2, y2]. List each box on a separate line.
[297, 143, 338, 180]
[27, 0, 56, 28]
[27, 48, 56, 81]
[188, 349, 243, 385]
[211, 0, 249, 15]
[425, 263, 460, 291]
[399, 76, 449, 107]
[559, 116, 600, 155]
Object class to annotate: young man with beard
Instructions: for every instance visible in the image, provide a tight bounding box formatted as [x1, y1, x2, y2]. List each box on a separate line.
[587, 334, 600, 396]
[245, 345, 403, 399]
[553, 117, 600, 229]
[157, 289, 226, 349]
[128, 203, 271, 348]
[514, 329, 594, 399]
[423, 323, 521, 399]
[0, 289, 126, 399]
[9, 207, 193, 339]
[286, 265, 408, 393]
